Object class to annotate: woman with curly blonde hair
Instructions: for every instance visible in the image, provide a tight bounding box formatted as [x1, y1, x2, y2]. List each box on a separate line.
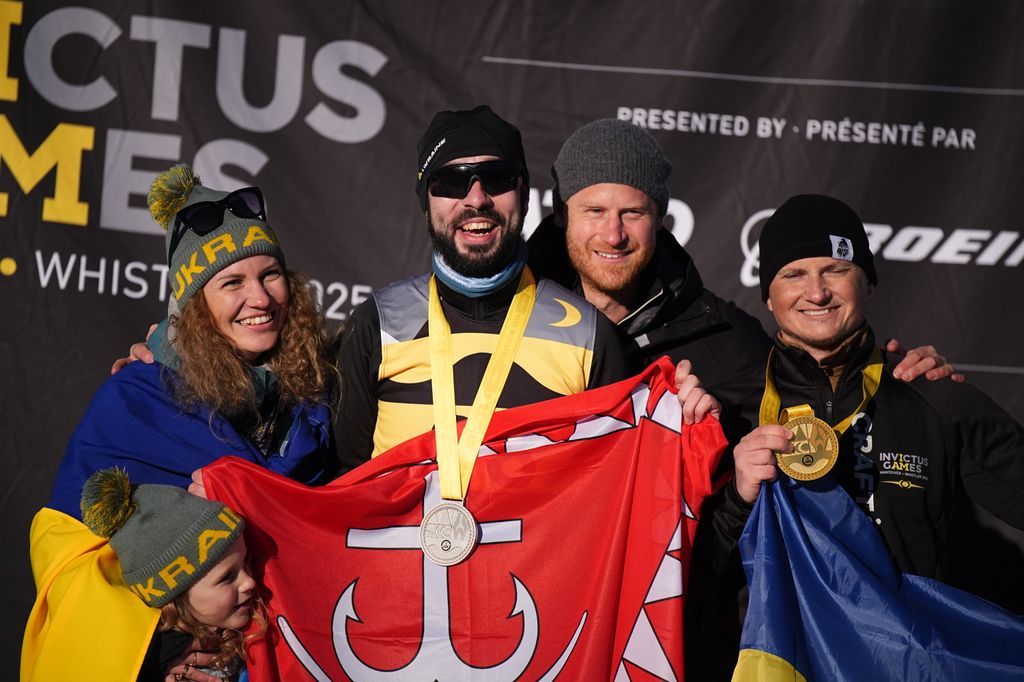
[25, 166, 337, 682]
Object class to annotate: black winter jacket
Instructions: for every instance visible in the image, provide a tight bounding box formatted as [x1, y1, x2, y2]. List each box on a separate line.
[717, 330, 962, 579]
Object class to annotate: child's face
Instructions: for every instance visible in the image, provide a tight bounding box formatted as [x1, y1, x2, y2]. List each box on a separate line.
[186, 537, 256, 630]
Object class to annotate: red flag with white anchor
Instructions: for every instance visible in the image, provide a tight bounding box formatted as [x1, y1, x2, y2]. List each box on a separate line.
[203, 359, 726, 681]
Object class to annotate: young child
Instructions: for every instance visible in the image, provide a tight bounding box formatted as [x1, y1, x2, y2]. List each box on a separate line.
[80, 468, 262, 681]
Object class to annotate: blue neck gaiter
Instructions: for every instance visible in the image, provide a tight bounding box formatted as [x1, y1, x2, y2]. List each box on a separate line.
[431, 239, 527, 298]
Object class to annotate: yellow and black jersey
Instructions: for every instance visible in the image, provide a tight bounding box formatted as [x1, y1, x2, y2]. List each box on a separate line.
[336, 268, 633, 470]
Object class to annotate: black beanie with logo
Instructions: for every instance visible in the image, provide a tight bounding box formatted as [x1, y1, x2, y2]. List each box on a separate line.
[759, 194, 878, 301]
[415, 105, 528, 210]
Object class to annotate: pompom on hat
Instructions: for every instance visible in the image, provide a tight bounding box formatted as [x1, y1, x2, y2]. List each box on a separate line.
[81, 468, 245, 608]
[149, 164, 286, 308]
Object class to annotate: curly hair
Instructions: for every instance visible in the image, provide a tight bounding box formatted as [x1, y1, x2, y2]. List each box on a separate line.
[158, 590, 268, 672]
[170, 270, 337, 419]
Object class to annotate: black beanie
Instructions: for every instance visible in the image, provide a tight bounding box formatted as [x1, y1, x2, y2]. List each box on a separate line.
[415, 105, 528, 210]
[759, 194, 878, 301]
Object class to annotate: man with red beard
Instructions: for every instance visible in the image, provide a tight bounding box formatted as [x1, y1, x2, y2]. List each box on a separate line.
[334, 106, 637, 471]
[528, 119, 779, 445]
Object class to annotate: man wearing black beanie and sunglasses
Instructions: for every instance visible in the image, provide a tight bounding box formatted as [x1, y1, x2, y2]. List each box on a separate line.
[333, 106, 640, 470]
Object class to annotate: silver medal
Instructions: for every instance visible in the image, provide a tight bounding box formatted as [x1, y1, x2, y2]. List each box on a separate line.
[419, 501, 478, 566]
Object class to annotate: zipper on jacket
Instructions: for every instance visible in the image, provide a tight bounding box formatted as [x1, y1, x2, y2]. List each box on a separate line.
[815, 370, 835, 423]
[617, 287, 665, 327]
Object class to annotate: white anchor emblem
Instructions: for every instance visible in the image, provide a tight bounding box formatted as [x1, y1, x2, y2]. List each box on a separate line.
[279, 472, 587, 680]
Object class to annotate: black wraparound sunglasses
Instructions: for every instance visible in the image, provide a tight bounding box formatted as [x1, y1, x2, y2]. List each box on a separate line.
[427, 160, 521, 200]
[167, 187, 266, 262]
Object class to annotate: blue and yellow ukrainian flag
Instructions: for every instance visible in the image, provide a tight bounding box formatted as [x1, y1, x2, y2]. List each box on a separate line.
[734, 477, 1024, 681]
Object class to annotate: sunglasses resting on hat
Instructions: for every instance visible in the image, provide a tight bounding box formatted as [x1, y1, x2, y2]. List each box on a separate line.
[427, 160, 521, 200]
[168, 186, 266, 262]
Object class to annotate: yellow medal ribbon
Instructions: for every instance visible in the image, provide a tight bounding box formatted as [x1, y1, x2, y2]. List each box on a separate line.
[758, 346, 884, 434]
[428, 268, 536, 501]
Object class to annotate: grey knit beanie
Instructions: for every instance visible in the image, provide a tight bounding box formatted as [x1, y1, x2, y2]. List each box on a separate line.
[552, 119, 672, 216]
[81, 468, 246, 608]
[148, 164, 286, 309]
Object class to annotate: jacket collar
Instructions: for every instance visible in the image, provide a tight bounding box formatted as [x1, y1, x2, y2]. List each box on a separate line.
[619, 228, 704, 336]
[773, 324, 877, 389]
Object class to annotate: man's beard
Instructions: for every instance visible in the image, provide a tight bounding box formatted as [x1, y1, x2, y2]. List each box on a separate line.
[566, 234, 654, 299]
[428, 207, 523, 278]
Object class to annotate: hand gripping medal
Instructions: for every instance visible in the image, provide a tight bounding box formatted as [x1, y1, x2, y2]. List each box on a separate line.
[777, 405, 839, 480]
[420, 271, 535, 566]
[758, 347, 884, 483]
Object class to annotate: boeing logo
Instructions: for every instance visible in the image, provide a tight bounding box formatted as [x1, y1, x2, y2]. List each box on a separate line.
[739, 209, 1024, 287]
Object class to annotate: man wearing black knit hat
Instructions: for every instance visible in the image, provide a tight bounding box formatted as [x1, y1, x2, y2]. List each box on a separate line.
[727, 193, 957, 547]
[415, 105, 532, 280]
[713, 192, 1024, 599]
[333, 106, 642, 470]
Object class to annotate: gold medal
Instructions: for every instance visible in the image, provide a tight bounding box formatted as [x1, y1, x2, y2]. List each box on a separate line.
[777, 408, 839, 481]
[759, 349, 883, 484]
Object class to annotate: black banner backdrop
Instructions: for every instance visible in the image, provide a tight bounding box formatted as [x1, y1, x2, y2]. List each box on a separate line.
[3, 0, 1022, 665]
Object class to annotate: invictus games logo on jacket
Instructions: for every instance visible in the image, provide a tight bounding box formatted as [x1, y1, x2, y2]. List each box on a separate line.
[878, 451, 929, 490]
